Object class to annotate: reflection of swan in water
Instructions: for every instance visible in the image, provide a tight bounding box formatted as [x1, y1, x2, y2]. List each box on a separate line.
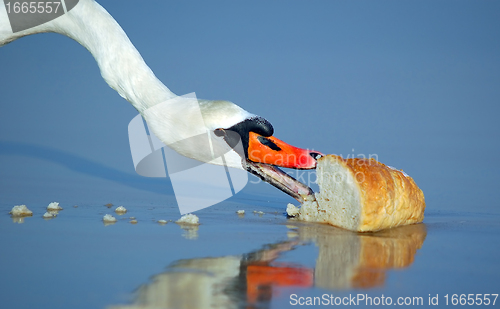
[108, 224, 426, 309]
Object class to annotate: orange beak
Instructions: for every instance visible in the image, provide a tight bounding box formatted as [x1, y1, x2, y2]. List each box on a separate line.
[247, 132, 322, 169]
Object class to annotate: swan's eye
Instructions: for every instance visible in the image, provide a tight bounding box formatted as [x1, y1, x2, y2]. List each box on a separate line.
[214, 128, 225, 137]
[257, 136, 281, 151]
[214, 128, 243, 152]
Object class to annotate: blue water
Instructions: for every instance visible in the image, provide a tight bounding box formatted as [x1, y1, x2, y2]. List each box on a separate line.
[0, 141, 499, 308]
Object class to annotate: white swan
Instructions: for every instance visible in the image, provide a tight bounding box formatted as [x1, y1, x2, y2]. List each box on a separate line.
[0, 0, 320, 202]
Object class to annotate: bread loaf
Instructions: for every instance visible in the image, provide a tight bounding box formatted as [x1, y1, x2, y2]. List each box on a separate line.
[290, 155, 425, 232]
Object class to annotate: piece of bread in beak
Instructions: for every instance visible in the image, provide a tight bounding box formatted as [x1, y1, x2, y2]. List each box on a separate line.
[292, 155, 425, 232]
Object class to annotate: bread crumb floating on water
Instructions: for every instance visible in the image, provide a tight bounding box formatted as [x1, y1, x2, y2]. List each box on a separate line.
[236, 210, 245, 215]
[175, 214, 199, 225]
[102, 214, 117, 223]
[73, 205, 78, 208]
[286, 203, 300, 217]
[47, 202, 63, 211]
[129, 219, 138, 224]
[158, 220, 168, 225]
[253, 210, 264, 215]
[43, 212, 57, 219]
[9, 205, 33, 217]
[114, 206, 127, 214]
[105, 203, 113, 208]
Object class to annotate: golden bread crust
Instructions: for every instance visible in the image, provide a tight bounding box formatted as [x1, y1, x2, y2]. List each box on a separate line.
[341, 155, 425, 231]
[297, 155, 425, 232]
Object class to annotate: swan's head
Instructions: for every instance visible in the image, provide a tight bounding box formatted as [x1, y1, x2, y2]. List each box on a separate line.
[199, 100, 321, 168]
[145, 99, 322, 202]
[214, 116, 322, 169]
[204, 101, 323, 202]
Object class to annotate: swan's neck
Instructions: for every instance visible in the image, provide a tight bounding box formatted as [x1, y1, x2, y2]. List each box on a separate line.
[0, 0, 176, 113]
[0, 0, 250, 169]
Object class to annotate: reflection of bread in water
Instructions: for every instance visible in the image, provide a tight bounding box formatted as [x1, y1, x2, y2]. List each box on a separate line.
[352, 224, 426, 288]
[298, 155, 425, 232]
[293, 222, 426, 289]
[358, 224, 426, 269]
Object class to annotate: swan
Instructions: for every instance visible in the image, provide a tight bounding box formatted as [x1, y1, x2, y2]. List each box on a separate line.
[0, 0, 321, 202]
